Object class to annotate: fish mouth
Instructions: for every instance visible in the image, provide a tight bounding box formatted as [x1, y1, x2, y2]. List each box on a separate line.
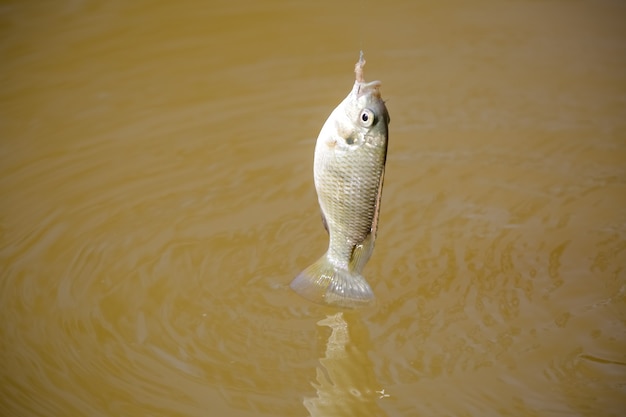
[353, 52, 383, 98]
[356, 80, 382, 98]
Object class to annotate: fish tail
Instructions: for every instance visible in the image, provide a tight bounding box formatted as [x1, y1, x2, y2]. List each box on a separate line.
[290, 253, 374, 308]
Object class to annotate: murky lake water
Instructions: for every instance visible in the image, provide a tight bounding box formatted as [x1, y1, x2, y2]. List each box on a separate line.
[1, 1, 625, 416]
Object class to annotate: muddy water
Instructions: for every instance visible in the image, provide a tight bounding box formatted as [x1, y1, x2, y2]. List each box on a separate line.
[1, 0, 625, 416]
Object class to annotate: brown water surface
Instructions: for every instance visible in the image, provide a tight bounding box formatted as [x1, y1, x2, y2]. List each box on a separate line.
[1, 1, 625, 416]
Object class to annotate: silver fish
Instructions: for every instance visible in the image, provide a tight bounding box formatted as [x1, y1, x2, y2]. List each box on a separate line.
[291, 51, 390, 308]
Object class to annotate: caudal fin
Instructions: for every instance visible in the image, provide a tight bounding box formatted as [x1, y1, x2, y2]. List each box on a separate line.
[290, 254, 374, 308]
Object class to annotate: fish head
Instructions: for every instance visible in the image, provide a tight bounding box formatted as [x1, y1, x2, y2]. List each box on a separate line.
[348, 79, 390, 147]
[318, 79, 390, 152]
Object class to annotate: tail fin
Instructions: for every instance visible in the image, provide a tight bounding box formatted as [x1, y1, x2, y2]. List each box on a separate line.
[290, 253, 374, 308]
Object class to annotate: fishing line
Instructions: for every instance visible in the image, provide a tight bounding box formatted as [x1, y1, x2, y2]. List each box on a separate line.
[357, 0, 368, 56]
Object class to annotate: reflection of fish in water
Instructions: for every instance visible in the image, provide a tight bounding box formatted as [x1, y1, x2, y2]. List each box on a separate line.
[303, 312, 388, 417]
[291, 52, 390, 308]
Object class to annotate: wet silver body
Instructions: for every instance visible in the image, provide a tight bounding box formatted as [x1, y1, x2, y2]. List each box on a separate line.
[291, 53, 390, 308]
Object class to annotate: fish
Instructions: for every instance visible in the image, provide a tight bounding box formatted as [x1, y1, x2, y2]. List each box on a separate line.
[291, 51, 390, 308]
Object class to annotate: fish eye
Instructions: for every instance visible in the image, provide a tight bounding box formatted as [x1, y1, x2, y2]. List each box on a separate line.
[359, 108, 375, 127]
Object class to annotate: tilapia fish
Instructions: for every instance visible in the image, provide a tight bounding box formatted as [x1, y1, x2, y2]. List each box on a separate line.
[291, 51, 390, 308]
